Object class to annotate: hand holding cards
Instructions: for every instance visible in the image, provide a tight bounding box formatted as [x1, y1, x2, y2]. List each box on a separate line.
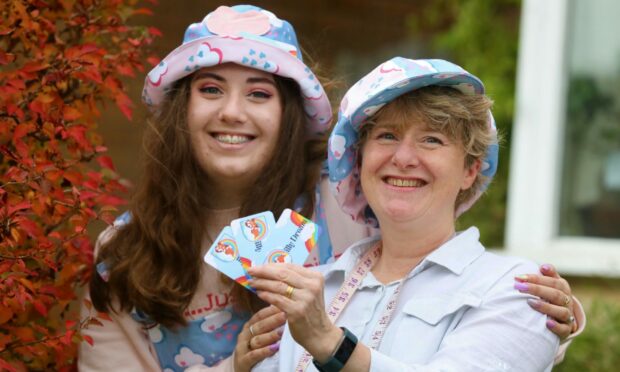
[204, 209, 319, 291]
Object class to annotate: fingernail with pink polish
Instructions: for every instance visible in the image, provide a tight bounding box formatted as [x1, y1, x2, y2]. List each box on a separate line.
[515, 275, 528, 282]
[269, 342, 280, 352]
[514, 282, 529, 292]
[277, 327, 284, 336]
[546, 319, 557, 329]
[527, 299, 541, 309]
[541, 264, 551, 272]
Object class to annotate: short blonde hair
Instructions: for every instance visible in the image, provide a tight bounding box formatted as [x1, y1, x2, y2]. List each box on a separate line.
[357, 86, 496, 210]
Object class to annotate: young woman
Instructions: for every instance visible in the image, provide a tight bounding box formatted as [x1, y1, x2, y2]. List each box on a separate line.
[79, 6, 583, 372]
[245, 57, 582, 371]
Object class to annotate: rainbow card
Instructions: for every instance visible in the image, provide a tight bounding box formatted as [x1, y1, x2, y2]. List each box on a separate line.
[229, 211, 276, 260]
[204, 209, 320, 292]
[204, 226, 256, 291]
[262, 209, 320, 265]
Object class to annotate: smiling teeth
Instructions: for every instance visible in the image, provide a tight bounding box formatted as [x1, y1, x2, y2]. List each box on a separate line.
[386, 178, 424, 187]
[215, 134, 251, 144]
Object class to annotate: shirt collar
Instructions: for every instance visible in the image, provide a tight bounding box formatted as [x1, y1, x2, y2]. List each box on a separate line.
[323, 236, 381, 279]
[322, 227, 484, 278]
[422, 226, 485, 275]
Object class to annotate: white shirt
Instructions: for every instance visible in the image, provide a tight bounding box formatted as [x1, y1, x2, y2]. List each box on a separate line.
[254, 227, 559, 372]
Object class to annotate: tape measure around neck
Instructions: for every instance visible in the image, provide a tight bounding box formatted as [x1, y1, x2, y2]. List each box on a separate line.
[295, 241, 405, 371]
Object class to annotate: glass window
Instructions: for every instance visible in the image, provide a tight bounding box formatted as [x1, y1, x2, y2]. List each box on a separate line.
[559, 0, 620, 238]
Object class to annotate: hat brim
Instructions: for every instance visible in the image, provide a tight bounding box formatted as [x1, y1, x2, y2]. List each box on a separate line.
[328, 58, 498, 226]
[142, 35, 332, 136]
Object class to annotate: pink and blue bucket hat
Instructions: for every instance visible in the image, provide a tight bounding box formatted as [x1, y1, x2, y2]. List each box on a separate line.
[328, 57, 499, 226]
[142, 5, 332, 136]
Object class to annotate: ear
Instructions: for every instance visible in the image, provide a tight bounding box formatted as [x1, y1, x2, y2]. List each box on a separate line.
[461, 158, 481, 190]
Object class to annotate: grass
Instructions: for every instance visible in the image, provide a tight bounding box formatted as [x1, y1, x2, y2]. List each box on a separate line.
[553, 277, 620, 371]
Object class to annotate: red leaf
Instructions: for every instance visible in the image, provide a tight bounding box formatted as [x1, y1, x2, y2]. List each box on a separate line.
[100, 212, 116, 225]
[63, 171, 83, 185]
[33, 300, 48, 316]
[28, 99, 46, 116]
[0, 305, 13, 325]
[132, 7, 154, 15]
[21, 62, 49, 73]
[115, 93, 133, 120]
[148, 27, 162, 37]
[0, 85, 20, 95]
[6, 103, 25, 121]
[8, 200, 31, 215]
[61, 330, 74, 345]
[83, 334, 94, 346]
[65, 43, 101, 60]
[45, 169, 63, 182]
[14, 327, 35, 342]
[13, 122, 35, 141]
[98, 194, 126, 206]
[66, 125, 88, 148]
[63, 106, 82, 121]
[97, 312, 113, 322]
[87, 318, 103, 327]
[7, 79, 26, 90]
[96, 155, 116, 171]
[16, 217, 42, 238]
[116, 63, 135, 77]
[127, 38, 141, 47]
[75, 68, 103, 84]
[146, 56, 161, 66]
[0, 359, 17, 372]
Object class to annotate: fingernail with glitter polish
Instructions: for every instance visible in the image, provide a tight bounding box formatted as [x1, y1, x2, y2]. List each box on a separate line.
[514, 282, 529, 292]
[546, 319, 557, 329]
[527, 299, 541, 309]
[269, 342, 280, 352]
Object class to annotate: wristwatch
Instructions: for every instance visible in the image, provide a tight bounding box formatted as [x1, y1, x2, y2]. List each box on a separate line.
[312, 327, 358, 372]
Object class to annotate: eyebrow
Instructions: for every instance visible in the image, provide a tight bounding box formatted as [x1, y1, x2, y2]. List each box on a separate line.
[192, 72, 276, 87]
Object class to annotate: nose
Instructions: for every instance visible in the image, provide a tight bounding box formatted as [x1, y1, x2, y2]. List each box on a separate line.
[391, 140, 420, 169]
[218, 93, 248, 124]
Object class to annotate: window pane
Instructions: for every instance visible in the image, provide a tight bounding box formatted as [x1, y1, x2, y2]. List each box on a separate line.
[560, 0, 620, 238]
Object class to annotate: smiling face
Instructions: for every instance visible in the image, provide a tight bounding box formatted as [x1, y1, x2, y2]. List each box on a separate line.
[354, 86, 494, 229]
[360, 119, 479, 228]
[187, 63, 282, 197]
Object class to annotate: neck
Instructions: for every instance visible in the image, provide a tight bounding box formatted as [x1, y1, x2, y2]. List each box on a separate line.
[372, 218, 455, 284]
[206, 180, 248, 209]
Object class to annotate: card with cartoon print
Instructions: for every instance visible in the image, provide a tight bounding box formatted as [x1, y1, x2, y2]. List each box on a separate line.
[204, 209, 319, 292]
[204, 226, 256, 291]
[261, 208, 319, 266]
[229, 211, 277, 259]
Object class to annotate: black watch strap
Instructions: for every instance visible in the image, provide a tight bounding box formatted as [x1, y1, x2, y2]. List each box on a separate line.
[312, 327, 358, 372]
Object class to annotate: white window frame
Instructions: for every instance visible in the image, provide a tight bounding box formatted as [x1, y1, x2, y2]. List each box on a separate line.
[505, 0, 620, 276]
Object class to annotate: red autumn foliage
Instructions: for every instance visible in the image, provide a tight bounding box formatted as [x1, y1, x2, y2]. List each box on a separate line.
[0, 0, 160, 370]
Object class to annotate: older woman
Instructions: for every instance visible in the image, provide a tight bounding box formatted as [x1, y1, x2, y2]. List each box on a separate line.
[247, 57, 561, 371]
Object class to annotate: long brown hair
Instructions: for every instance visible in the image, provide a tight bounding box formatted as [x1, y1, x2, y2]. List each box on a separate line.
[90, 72, 327, 328]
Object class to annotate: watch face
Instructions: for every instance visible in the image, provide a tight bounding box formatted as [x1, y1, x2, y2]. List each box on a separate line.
[312, 327, 358, 372]
[334, 328, 358, 362]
